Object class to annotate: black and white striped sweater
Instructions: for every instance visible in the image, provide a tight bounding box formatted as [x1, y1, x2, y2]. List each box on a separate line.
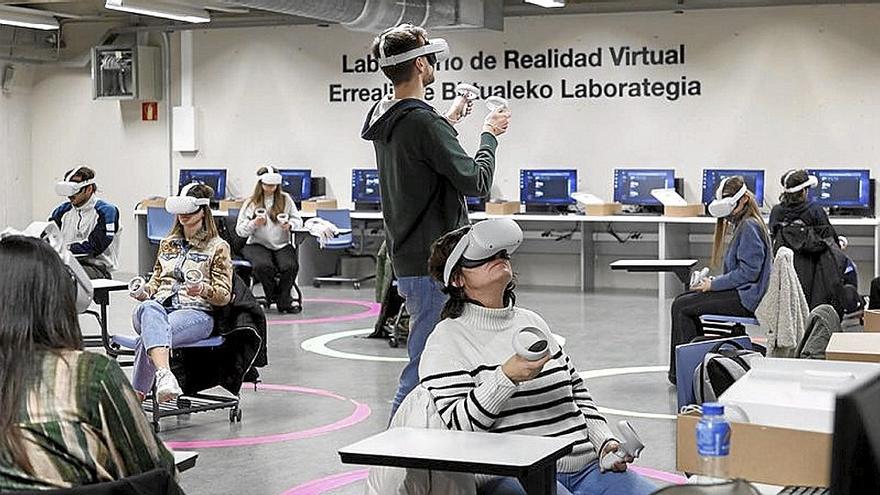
[418, 303, 616, 474]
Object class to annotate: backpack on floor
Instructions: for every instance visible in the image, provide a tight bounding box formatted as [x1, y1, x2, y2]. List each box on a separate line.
[693, 340, 763, 403]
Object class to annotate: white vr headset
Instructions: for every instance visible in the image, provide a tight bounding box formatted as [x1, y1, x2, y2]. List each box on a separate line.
[55, 166, 96, 197]
[259, 165, 282, 186]
[165, 183, 210, 215]
[708, 177, 749, 218]
[0, 222, 94, 313]
[443, 218, 523, 286]
[377, 27, 449, 68]
[782, 170, 818, 193]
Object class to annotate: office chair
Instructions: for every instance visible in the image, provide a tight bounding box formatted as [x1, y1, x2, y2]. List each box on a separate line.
[146, 207, 174, 244]
[312, 208, 376, 290]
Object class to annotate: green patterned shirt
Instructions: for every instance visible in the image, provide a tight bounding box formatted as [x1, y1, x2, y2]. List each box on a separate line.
[0, 350, 176, 490]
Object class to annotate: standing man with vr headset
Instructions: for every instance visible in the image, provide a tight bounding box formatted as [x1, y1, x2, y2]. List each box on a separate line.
[361, 23, 512, 420]
[50, 166, 121, 279]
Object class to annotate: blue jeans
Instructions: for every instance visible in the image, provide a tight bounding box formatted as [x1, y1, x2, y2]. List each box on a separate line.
[131, 300, 214, 395]
[389, 275, 448, 420]
[480, 460, 656, 495]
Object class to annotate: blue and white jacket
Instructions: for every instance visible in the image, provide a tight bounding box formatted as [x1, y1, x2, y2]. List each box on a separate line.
[50, 196, 121, 271]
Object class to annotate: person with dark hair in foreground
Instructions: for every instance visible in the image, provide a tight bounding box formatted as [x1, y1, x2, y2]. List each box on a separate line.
[0, 235, 175, 490]
[418, 219, 655, 495]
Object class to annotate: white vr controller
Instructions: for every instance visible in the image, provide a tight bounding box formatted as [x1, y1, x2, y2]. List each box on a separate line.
[600, 420, 645, 472]
[512, 326, 551, 361]
[128, 276, 147, 299]
[255, 208, 267, 219]
[277, 213, 289, 224]
[690, 267, 710, 289]
[486, 96, 509, 112]
[184, 269, 204, 290]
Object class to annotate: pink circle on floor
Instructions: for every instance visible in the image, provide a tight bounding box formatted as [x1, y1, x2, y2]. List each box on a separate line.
[268, 298, 381, 326]
[164, 383, 371, 449]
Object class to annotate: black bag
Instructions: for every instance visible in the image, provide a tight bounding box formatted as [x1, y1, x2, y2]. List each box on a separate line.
[693, 340, 763, 403]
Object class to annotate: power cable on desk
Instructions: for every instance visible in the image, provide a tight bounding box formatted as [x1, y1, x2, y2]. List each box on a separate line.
[606, 223, 643, 243]
[539, 227, 578, 241]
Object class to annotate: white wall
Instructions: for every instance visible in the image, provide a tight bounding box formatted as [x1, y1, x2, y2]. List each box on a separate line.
[27, 5, 880, 274]
[0, 64, 34, 229]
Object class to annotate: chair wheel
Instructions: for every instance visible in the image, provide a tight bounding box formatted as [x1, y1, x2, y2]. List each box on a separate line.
[353, 282, 361, 290]
[154, 423, 161, 433]
[291, 306, 302, 314]
[236, 408, 242, 422]
[313, 281, 321, 288]
[389, 337, 398, 348]
[229, 408, 242, 423]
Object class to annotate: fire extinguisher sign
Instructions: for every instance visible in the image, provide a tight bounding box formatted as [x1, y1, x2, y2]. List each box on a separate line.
[142, 102, 158, 121]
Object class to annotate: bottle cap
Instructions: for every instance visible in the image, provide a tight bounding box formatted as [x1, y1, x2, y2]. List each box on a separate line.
[702, 402, 724, 416]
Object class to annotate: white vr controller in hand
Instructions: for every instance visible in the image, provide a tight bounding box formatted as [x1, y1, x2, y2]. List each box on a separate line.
[277, 213, 289, 224]
[512, 326, 551, 361]
[128, 276, 147, 299]
[184, 269, 204, 291]
[690, 267, 710, 289]
[486, 96, 509, 112]
[255, 208, 267, 219]
[600, 420, 645, 472]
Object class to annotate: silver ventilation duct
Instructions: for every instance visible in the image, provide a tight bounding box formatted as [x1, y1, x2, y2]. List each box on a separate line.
[219, 0, 503, 31]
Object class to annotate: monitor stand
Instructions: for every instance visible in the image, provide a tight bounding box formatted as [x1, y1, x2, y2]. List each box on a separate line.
[353, 202, 381, 212]
[523, 204, 571, 215]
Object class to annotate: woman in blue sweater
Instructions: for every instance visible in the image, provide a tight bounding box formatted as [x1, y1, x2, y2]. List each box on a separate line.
[668, 176, 772, 384]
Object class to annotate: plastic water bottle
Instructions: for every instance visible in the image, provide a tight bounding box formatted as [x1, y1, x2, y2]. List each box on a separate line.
[696, 402, 731, 481]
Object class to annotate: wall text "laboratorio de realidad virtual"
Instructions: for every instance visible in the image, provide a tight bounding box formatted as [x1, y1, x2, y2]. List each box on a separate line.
[330, 44, 703, 103]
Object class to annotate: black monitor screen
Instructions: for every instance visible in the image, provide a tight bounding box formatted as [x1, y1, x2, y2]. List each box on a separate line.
[830, 373, 880, 494]
[519, 169, 577, 205]
[352, 169, 381, 203]
[613, 169, 675, 206]
[807, 169, 871, 208]
[702, 169, 765, 206]
[280, 169, 311, 202]
[178, 169, 226, 200]
[466, 195, 485, 206]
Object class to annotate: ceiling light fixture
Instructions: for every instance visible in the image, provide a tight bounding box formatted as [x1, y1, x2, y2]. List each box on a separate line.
[0, 5, 60, 30]
[524, 0, 565, 7]
[104, 0, 211, 23]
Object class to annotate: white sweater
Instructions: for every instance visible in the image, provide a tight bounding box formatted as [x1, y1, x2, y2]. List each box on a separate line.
[419, 303, 616, 474]
[235, 193, 304, 250]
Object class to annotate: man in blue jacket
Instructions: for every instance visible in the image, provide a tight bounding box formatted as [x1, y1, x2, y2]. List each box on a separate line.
[50, 166, 120, 279]
[361, 24, 511, 419]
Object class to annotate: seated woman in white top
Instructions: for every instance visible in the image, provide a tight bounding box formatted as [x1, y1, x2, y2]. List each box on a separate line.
[419, 219, 655, 495]
[236, 166, 304, 313]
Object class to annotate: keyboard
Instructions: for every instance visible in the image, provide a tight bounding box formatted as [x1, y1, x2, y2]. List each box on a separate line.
[778, 487, 828, 495]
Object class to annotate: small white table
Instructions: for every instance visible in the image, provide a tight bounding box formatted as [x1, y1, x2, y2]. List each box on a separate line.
[173, 450, 198, 472]
[610, 259, 699, 289]
[339, 427, 574, 495]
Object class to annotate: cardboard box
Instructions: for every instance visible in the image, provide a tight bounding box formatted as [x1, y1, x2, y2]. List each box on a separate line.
[677, 412, 832, 487]
[139, 197, 166, 208]
[584, 203, 622, 216]
[301, 198, 338, 214]
[864, 309, 880, 332]
[485, 201, 521, 215]
[219, 199, 243, 211]
[664, 204, 705, 217]
[826, 333, 880, 363]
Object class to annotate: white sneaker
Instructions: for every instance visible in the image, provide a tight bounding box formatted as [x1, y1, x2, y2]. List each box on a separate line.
[155, 368, 183, 403]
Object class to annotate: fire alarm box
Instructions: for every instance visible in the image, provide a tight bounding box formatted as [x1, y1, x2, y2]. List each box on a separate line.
[91, 45, 161, 100]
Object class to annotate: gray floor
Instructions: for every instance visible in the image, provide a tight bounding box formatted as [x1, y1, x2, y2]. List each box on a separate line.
[87, 282, 703, 494]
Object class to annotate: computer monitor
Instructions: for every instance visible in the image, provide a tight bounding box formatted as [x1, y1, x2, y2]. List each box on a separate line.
[279, 169, 311, 202]
[352, 169, 381, 204]
[519, 169, 577, 205]
[178, 169, 226, 200]
[466, 195, 486, 212]
[613, 169, 675, 206]
[702, 169, 765, 207]
[830, 372, 880, 493]
[806, 169, 871, 209]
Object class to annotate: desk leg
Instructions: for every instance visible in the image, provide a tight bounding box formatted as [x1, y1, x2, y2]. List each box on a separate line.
[519, 465, 557, 495]
[580, 223, 594, 293]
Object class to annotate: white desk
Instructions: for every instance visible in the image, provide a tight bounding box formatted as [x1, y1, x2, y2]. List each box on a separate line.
[339, 427, 573, 495]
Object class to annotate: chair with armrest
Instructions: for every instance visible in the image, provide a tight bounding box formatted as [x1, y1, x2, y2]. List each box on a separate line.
[312, 209, 376, 290]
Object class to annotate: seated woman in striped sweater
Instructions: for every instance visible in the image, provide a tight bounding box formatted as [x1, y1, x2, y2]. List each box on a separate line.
[419, 219, 655, 495]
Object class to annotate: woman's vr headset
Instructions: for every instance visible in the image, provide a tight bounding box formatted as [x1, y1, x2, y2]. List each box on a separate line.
[259, 165, 282, 185]
[55, 166, 96, 197]
[165, 183, 210, 215]
[443, 218, 523, 286]
[377, 26, 449, 68]
[782, 170, 818, 193]
[708, 177, 749, 219]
